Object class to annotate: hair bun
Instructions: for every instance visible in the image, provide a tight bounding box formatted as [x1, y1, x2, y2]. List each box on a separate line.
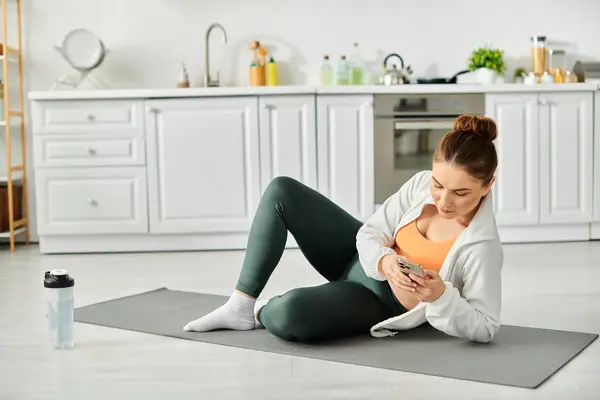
[453, 114, 497, 142]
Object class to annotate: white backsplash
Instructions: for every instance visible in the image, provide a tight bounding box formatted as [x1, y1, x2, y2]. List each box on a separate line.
[22, 0, 600, 90]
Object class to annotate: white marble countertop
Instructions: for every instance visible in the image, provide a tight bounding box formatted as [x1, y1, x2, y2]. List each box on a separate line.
[28, 82, 600, 101]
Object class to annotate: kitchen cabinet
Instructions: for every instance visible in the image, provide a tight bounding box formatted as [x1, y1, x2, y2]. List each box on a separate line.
[145, 97, 261, 234]
[486, 91, 593, 242]
[592, 92, 600, 239]
[486, 93, 539, 226]
[31, 99, 148, 240]
[35, 167, 148, 235]
[258, 95, 317, 193]
[33, 133, 146, 168]
[316, 95, 375, 222]
[538, 92, 593, 224]
[29, 87, 600, 252]
[32, 99, 145, 135]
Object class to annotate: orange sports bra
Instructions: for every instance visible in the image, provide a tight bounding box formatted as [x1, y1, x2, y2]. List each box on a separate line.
[392, 219, 456, 272]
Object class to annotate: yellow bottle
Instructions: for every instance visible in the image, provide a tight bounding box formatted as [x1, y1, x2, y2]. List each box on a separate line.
[266, 57, 278, 86]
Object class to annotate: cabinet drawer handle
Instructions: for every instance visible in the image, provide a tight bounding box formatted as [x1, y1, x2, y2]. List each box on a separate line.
[146, 106, 158, 113]
[538, 99, 548, 105]
[84, 113, 95, 121]
[88, 147, 97, 156]
[87, 198, 98, 206]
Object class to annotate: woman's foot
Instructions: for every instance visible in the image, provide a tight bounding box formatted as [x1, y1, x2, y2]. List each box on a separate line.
[183, 290, 257, 332]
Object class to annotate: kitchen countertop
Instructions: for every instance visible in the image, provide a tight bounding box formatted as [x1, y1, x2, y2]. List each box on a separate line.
[28, 82, 600, 101]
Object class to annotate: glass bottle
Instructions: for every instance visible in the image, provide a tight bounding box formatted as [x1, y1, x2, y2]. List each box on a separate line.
[320, 55, 333, 86]
[336, 55, 349, 85]
[349, 43, 363, 85]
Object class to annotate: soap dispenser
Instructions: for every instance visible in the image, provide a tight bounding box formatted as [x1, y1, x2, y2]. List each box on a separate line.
[177, 62, 190, 88]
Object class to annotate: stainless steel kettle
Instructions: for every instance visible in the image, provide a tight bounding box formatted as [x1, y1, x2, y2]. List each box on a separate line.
[380, 53, 412, 85]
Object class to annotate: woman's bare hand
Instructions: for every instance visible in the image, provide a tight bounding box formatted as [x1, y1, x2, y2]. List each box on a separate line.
[378, 255, 417, 292]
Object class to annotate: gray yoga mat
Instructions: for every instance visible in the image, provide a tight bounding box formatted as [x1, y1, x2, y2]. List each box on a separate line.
[74, 288, 597, 389]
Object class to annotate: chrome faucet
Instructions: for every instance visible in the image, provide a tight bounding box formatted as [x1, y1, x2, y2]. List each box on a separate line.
[204, 23, 228, 87]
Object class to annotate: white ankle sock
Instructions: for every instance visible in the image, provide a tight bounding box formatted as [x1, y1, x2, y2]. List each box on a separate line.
[183, 291, 256, 332]
[253, 299, 269, 329]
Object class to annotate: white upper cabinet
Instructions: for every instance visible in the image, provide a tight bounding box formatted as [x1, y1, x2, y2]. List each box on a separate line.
[258, 95, 317, 192]
[145, 97, 261, 234]
[316, 95, 375, 222]
[486, 93, 540, 225]
[538, 92, 593, 224]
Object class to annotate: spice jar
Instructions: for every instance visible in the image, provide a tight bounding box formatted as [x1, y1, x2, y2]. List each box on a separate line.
[531, 36, 547, 77]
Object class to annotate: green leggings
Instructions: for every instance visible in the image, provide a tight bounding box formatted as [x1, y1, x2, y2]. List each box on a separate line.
[236, 176, 406, 342]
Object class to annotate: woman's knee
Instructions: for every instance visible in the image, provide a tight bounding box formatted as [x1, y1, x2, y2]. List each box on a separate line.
[259, 290, 312, 341]
[261, 176, 303, 204]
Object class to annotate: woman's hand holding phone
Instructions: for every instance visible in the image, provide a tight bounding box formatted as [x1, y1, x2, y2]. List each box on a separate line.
[378, 255, 417, 292]
[409, 270, 446, 303]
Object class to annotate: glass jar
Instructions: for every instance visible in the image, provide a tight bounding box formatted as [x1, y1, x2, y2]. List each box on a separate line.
[531, 36, 547, 76]
[548, 49, 566, 83]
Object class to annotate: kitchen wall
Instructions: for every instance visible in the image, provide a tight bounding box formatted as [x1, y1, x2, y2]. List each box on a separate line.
[22, 0, 600, 90]
[8, 0, 600, 241]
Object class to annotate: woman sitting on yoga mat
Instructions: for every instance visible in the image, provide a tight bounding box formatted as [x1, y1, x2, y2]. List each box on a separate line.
[184, 114, 503, 343]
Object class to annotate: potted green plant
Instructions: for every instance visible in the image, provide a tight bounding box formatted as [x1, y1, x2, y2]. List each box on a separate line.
[467, 46, 506, 84]
[514, 67, 527, 83]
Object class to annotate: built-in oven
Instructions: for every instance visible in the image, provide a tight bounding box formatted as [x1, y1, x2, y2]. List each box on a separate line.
[374, 93, 485, 207]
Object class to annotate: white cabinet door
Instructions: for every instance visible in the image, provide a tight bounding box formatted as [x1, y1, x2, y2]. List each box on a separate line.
[594, 92, 600, 221]
[36, 167, 148, 235]
[539, 92, 594, 224]
[485, 93, 539, 225]
[316, 95, 374, 221]
[145, 97, 261, 234]
[258, 95, 317, 192]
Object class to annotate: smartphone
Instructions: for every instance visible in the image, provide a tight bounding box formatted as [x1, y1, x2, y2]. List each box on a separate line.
[396, 257, 425, 279]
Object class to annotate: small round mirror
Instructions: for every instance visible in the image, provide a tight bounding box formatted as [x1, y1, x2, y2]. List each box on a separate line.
[60, 29, 105, 71]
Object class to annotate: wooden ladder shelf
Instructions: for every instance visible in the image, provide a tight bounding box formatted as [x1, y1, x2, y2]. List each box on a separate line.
[0, 0, 29, 251]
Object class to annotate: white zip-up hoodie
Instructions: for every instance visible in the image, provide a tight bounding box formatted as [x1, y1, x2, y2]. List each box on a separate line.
[356, 170, 503, 343]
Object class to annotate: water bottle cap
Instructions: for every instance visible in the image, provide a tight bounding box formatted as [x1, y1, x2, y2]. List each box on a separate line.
[44, 269, 75, 288]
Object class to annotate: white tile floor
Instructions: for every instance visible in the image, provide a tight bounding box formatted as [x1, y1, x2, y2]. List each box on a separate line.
[1, 242, 599, 400]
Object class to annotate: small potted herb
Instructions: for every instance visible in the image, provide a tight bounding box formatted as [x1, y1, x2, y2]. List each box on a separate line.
[514, 67, 527, 83]
[467, 46, 506, 84]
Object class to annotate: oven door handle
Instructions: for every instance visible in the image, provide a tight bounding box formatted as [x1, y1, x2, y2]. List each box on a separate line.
[393, 119, 455, 130]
